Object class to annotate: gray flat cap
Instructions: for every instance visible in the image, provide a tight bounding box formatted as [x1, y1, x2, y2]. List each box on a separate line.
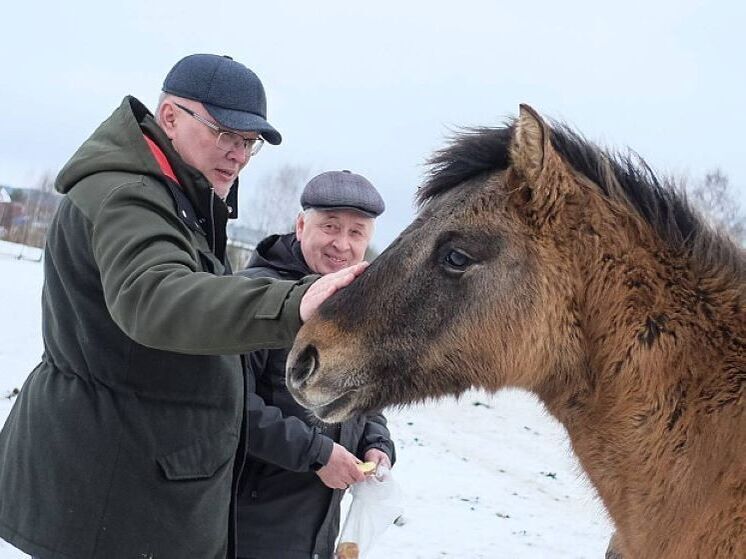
[163, 53, 281, 145]
[301, 170, 385, 218]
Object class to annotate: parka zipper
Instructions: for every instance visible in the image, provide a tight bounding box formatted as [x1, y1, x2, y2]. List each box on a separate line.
[209, 188, 216, 253]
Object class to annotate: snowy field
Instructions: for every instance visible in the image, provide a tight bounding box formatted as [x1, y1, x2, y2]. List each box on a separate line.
[0, 240, 613, 558]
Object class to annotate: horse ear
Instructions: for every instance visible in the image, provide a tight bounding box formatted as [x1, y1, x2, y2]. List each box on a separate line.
[511, 104, 551, 182]
[509, 105, 576, 228]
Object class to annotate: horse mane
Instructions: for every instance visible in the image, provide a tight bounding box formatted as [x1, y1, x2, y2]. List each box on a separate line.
[420, 121, 744, 277]
[419, 125, 515, 206]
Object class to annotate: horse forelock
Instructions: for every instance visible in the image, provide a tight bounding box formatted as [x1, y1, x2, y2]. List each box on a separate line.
[418, 124, 514, 208]
[419, 118, 744, 279]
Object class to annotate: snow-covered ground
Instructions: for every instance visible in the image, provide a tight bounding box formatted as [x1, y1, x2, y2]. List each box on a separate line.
[0, 240, 613, 558]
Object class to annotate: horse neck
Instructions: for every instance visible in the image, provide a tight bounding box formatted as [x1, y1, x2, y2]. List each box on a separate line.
[540, 228, 744, 555]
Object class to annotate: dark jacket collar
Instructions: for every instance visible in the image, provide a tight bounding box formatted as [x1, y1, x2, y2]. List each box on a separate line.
[245, 233, 310, 279]
[140, 104, 232, 261]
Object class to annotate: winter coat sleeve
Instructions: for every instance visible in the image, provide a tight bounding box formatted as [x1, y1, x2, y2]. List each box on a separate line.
[88, 180, 311, 354]
[358, 412, 396, 465]
[245, 350, 334, 472]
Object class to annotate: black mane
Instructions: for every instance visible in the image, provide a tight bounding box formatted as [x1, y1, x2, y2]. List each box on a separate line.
[419, 125, 514, 205]
[419, 120, 723, 259]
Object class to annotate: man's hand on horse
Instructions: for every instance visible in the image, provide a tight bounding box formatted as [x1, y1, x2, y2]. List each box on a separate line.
[300, 262, 368, 322]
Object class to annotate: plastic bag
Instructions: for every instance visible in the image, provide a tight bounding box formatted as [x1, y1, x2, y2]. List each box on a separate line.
[335, 465, 404, 559]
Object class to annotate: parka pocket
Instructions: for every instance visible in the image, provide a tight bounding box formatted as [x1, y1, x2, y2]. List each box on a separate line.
[157, 431, 237, 481]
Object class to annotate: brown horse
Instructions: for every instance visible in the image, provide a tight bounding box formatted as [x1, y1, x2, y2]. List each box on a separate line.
[286, 105, 745, 558]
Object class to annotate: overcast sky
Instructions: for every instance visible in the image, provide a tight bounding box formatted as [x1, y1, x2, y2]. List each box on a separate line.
[2, 0, 744, 248]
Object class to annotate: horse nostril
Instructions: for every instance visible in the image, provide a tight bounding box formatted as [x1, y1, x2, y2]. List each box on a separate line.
[287, 344, 319, 388]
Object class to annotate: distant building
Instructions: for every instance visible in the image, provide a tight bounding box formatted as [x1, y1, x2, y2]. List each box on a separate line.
[2, 184, 270, 266]
[0, 185, 61, 248]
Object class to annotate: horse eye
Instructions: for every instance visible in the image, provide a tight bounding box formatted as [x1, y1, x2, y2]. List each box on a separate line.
[443, 249, 472, 270]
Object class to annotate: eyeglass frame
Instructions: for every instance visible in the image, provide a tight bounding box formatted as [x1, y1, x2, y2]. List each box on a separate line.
[173, 102, 265, 156]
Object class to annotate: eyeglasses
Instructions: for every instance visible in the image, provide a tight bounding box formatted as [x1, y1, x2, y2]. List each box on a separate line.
[174, 103, 264, 156]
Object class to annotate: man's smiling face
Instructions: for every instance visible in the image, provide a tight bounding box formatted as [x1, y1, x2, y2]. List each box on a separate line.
[296, 209, 374, 274]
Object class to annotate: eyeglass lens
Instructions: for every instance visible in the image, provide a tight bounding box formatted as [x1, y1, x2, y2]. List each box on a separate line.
[216, 132, 263, 156]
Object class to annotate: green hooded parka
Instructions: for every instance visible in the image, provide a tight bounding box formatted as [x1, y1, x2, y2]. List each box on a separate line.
[0, 97, 313, 559]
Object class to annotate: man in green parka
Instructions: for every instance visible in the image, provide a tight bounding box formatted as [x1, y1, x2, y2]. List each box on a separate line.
[0, 54, 365, 559]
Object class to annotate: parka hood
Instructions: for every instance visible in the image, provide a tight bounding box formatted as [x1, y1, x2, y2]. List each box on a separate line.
[54, 96, 240, 219]
[55, 97, 163, 195]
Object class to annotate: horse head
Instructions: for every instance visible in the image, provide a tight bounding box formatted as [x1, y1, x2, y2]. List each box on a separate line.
[286, 105, 596, 421]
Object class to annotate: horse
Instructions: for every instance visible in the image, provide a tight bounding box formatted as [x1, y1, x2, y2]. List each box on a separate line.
[285, 105, 745, 558]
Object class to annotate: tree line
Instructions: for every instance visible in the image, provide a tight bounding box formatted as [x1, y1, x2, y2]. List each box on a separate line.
[3, 167, 744, 263]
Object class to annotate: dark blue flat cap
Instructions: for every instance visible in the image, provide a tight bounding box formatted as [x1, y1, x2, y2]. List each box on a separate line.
[301, 170, 385, 218]
[163, 54, 281, 145]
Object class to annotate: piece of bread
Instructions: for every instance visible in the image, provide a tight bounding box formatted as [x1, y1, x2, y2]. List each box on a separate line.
[356, 461, 376, 475]
[336, 541, 359, 558]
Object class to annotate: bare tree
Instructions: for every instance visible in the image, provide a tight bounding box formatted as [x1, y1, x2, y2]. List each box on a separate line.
[15, 170, 60, 257]
[35, 170, 56, 193]
[228, 164, 312, 268]
[247, 164, 312, 236]
[684, 169, 745, 245]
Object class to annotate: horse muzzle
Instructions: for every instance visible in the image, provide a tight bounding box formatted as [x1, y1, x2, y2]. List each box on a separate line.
[286, 342, 319, 396]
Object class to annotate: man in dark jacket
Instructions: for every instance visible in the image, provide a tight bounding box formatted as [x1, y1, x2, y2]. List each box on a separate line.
[0, 55, 365, 559]
[236, 170, 396, 559]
